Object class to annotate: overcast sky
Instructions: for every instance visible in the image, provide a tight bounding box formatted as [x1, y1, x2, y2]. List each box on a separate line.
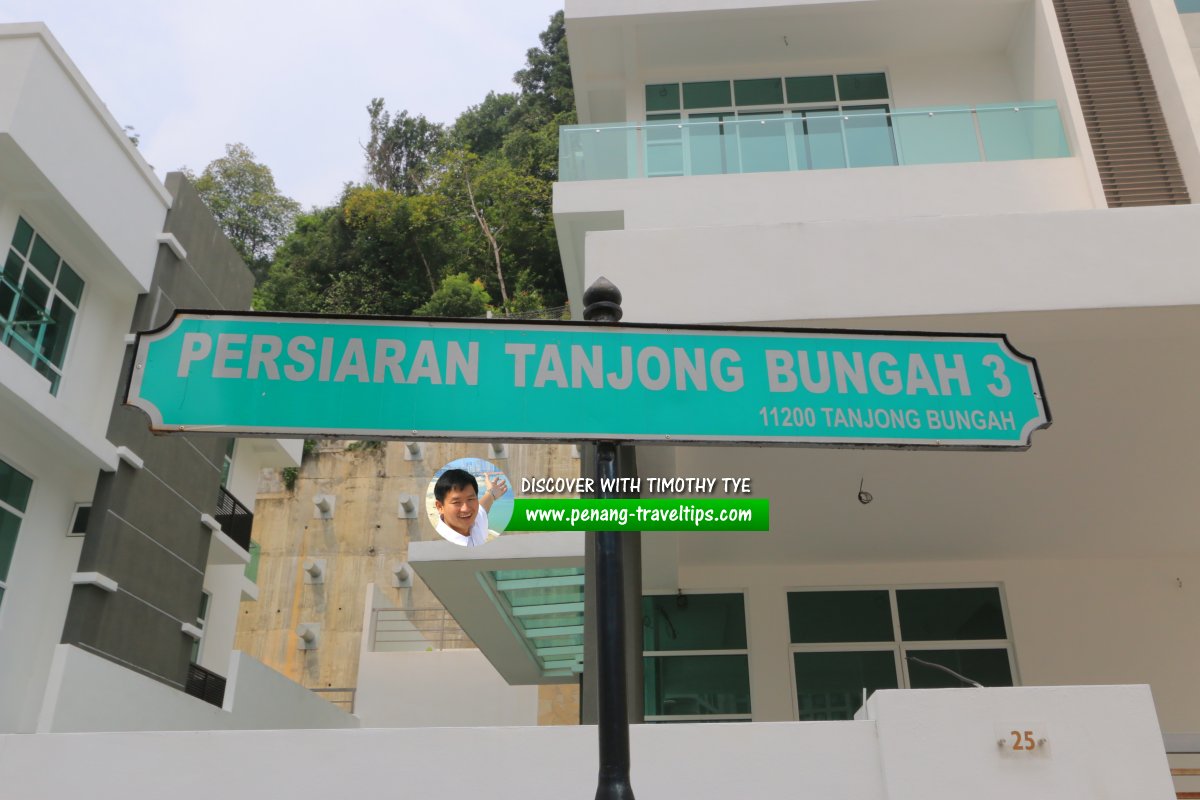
[2, 1, 565, 208]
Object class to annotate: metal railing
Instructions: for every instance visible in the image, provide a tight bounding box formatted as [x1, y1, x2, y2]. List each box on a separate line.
[1166, 735, 1200, 799]
[184, 662, 226, 708]
[371, 607, 474, 652]
[215, 486, 253, 552]
[311, 687, 356, 714]
[559, 101, 1070, 182]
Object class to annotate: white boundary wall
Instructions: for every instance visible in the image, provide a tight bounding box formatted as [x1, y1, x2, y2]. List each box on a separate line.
[1, 685, 1174, 800]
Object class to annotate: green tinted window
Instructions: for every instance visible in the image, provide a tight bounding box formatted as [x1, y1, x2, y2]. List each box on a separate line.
[3, 250, 22, 284]
[734, 78, 783, 106]
[57, 263, 83, 306]
[645, 84, 680, 112]
[683, 81, 732, 109]
[837, 72, 889, 101]
[0, 508, 21, 581]
[11, 218, 33, 257]
[897, 588, 1006, 641]
[28, 235, 60, 280]
[794, 650, 898, 720]
[643, 593, 747, 651]
[907, 649, 1013, 688]
[0, 460, 32, 512]
[786, 75, 836, 104]
[644, 654, 751, 716]
[788, 590, 893, 643]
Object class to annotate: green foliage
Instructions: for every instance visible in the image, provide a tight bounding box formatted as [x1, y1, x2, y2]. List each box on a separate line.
[365, 100, 445, 195]
[186, 143, 301, 283]
[345, 440, 385, 452]
[414, 273, 491, 318]
[281, 467, 299, 492]
[253, 12, 572, 317]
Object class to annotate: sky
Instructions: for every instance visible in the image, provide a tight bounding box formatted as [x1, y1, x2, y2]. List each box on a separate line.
[1, 0, 565, 209]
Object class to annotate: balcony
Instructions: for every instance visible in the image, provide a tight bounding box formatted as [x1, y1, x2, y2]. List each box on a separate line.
[214, 486, 253, 553]
[559, 101, 1070, 182]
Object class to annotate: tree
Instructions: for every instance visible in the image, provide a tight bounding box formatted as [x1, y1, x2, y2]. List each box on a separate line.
[414, 273, 491, 318]
[186, 143, 300, 283]
[365, 100, 445, 195]
[451, 92, 520, 156]
[513, 11, 574, 122]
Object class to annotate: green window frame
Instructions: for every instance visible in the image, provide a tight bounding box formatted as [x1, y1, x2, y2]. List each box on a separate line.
[0, 458, 33, 612]
[2, 217, 84, 395]
[788, 585, 1014, 721]
[643, 592, 752, 722]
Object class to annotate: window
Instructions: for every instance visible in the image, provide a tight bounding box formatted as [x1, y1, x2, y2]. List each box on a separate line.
[643, 592, 751, 722]
[1, 217, 84, 395]
[190, 590, 212, 663]
[0, 459, 33, 611]
[642, 73, 893, 177]
[788, 586, 1014, 720]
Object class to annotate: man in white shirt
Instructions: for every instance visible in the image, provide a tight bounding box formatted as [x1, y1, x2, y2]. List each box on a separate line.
[433, 468, 508, 547]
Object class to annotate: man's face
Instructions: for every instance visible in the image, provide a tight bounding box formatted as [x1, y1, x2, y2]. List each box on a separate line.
[436, 484, 479, 535]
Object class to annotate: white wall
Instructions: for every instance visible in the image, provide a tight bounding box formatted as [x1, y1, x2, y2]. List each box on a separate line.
[36, 645, 359, 732]
[0, 403, 93, 733]
[580, 202, 1200, 325]
[2, 685, 1174, 800]
[676, 556, 1200, 732]
[199, 564, 249, 675]
[355, 649, 540, 728]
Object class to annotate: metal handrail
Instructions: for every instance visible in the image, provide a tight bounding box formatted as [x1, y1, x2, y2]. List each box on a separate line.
[371, 607, 474, 651]
[311, 687, 356, 714]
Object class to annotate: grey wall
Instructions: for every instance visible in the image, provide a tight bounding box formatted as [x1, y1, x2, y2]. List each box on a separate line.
[60, 173, 254, 690]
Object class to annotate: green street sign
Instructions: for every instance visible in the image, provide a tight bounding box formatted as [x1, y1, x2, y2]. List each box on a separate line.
[126, 312, 1050, 449]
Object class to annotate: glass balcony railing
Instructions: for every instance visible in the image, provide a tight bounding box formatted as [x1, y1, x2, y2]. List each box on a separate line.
[559, 101, 1070, 182]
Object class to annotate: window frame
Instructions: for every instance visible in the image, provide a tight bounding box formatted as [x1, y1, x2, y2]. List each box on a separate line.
[0, 456, 35, 613]
[642, 588, 754, 723]
[640, 71, 894, 177]
[1, 215, 86, 395]
[786, 583, 1018, 721]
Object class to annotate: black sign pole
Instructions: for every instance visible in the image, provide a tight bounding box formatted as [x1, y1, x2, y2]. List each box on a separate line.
[583, 278, 635, 800]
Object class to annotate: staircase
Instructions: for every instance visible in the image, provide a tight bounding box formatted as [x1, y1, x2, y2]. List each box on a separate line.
[1052, 0, 1190, 206]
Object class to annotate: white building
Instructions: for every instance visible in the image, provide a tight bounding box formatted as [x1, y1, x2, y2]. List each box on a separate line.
[0, 23, 349, 735]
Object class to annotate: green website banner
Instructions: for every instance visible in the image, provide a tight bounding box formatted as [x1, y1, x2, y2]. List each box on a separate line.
[126, 312, 1050, 449]
[508, 498, 770, 532]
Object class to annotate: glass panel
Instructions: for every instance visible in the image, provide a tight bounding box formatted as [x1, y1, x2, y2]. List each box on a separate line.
[892, 107, 981, 165]
[519, 612, 585, 630]
[682, 81, 731, 110]
[645, 116, 683, 178]
[734, 78, 783, 106]
[3, 250, 23, 285]
[787, 75, 836, 104]
[559, 122, 635, 181]
[19, 271, 50, 309]
[907, 648, 1013, 688]
[0, 508, 21, 580]
[644, 654, 751, 716]
[504, 584, 584, 607]
[0, 280, 16, 323]
[71, 505, 90, 535]
[41, 300, 74, 367]
[643, 593, 747, 651]
[645, 83, 680, 112]
[804, 110, 847, 169]
[732, 113, 790, 173]
[11, 217, 34, 256]
[28, 235, 60, 280]
[794, 650, 898, 720]
[976, 102, 1070, 161]
[837, 72, 889, 102]
[494, 567, 583, 581]
[0, 460, 33, 512]
[1176, 0, 1200, 13]
[245, 541, 261, 583]
[844, 106, 897, 168]
[685, 113, 734, 176]
[6, 334, 36, 366]
[788, 590, 893, 643]
[533, 634, 585, 649]
[897, 587, 1006, 641]
[57, 262, 83, 306]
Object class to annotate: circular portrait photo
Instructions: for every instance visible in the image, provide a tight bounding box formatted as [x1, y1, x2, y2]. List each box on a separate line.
[426, 457, 513, 547]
